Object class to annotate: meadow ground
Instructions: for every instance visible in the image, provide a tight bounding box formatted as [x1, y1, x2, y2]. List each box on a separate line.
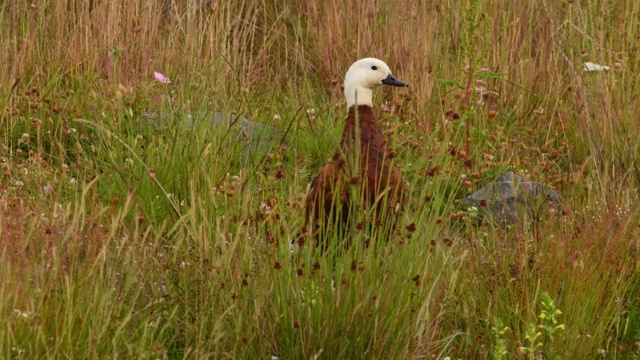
[2, 0, 640, 358]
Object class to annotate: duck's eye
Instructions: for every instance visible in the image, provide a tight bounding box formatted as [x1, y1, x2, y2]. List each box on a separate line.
[371, 65, 378, 70]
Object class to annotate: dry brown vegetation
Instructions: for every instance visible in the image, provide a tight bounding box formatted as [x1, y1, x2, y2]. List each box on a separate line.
[2, 0, 640, 358]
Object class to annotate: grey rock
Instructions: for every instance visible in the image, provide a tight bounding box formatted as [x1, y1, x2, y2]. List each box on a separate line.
[461, 171, 562, 224]
[142, 111, 286, 157]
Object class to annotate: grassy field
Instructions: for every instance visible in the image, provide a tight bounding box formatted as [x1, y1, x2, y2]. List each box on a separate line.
[2, 0, 640, 358]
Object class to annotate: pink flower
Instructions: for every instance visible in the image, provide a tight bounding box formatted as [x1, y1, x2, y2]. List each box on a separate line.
[153, 71, 171, 84]
[43, 183, 54, 195]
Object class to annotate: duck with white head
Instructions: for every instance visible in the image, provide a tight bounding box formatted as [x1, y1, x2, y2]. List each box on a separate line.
[299, 57, 409, 251]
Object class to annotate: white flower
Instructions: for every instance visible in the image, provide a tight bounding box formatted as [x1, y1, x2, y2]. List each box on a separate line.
[17, 133, 30, 145]
[583, 62, 610, 72]
[13, 309, 33, 319]
[598, 348, 606, 356]
[259, 202, 272, 215]
[69, 178, 77, 185]
[273, 114, 281, 120]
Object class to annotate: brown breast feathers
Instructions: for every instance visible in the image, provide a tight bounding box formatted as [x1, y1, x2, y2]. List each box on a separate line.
[301, 105, 405, 248]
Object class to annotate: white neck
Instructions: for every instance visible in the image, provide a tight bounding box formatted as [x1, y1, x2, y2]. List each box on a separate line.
[345, 85, 373, 109]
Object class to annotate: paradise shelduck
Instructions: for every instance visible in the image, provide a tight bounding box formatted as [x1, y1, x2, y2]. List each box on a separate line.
[300, 57, 409, 250]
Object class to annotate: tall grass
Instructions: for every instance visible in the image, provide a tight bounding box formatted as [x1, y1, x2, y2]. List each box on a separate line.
[2, 0, 640, 358]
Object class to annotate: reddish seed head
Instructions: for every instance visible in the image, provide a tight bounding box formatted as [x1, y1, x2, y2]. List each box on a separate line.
[464, 159, 473, 168]
[479, 199, 487, 207]
[424, 165, 440, 177]
[406, 223, 416, 232]
[274, 261, 281, 270]
[296, 268, 304, 277]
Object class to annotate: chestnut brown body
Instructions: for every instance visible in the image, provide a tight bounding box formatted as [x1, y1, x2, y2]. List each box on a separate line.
[303, 105, 406, 247]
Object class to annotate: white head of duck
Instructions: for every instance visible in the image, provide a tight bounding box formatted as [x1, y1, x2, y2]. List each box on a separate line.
[343, 57, 409, 109]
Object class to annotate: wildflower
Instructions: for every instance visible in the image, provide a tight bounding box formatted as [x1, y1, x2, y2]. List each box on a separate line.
[17, 133, 30, 145]
[598, 348, 606, 357]
[273, 114, 281, 120]
[583, 62, 610, 72]
[43, 183, 54, 195]
[259, 202, 272, 215]
[153, 71, 171, 84]
[69, 178, 77, 186]
[13, 309, 33, 319]
[467, 206, 479, 217]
